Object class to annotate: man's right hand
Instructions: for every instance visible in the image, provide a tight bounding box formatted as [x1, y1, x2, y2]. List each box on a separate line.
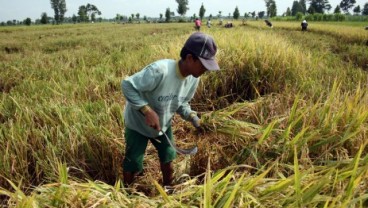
[141, 105, 161, 131]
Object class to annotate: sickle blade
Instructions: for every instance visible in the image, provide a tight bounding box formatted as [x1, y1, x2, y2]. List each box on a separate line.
[161, 130, 198, 155]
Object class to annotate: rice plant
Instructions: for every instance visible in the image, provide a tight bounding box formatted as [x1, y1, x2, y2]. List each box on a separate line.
[0, 22, 367, 207]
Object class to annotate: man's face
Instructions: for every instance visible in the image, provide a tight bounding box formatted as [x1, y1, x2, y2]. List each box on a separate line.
[187, 55, 208, 78]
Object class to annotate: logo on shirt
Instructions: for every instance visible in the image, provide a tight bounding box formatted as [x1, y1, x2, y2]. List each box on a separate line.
[158, 93, 178, 102]
[157, 93, 187, 102]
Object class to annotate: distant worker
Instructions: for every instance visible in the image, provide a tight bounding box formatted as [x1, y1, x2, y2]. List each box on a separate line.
[224, 21, 233, 28]
[194, 18, 201, 31]
[264, 19, 273, 28]
[301, 20, 308, 31]
[206, 19, 211, 28]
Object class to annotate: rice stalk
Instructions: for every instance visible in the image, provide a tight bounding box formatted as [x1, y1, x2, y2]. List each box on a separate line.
[293, 146, 302, 206]
[203, 158, 212, 208]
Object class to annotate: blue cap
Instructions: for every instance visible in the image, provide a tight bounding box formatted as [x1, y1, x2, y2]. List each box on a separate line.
[184, 32, 220, 71]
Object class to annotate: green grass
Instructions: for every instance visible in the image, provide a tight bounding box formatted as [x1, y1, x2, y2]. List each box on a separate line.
[1, 21, 368, 207]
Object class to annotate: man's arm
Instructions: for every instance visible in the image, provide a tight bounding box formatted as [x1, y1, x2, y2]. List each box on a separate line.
[122, 64, 164, 130]
[121, 64, 163, 110]
[176, 79, 200, 125]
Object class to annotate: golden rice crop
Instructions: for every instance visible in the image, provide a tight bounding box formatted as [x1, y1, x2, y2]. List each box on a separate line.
[0, 21, 367, 207]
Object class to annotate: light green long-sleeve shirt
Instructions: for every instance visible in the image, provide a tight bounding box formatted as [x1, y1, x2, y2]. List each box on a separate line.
[121, 59, 199, 138]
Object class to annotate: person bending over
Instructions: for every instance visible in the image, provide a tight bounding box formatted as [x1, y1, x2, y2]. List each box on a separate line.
[121, 32, 220, 188]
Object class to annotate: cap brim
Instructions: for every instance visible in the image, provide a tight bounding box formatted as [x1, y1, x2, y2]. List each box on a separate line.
[198, 57, 220, 71]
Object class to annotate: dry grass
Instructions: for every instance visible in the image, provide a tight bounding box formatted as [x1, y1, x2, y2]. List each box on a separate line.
[0, 21, 367, 207]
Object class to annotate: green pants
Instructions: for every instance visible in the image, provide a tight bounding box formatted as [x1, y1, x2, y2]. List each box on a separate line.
[123, 126, 177, 173]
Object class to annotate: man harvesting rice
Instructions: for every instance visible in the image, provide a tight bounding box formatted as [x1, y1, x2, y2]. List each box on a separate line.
[301, 20, 308, 31]
[121, 32, 220, 190]
[265, 19, 273, 28]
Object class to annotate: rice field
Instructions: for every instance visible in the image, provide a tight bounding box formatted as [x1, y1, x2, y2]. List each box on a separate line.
[0, 20, 368, 207]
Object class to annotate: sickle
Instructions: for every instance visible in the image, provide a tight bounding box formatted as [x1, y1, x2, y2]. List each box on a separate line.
[160, 130, 198, 155]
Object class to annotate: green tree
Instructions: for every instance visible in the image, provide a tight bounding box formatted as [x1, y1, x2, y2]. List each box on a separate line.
[362, 3, 368, 15]
[199, 3, 206, 20]
[86, 4, 101, 21]
[115, 14, 120, 22]
[233, 6, 240, 19]
[326, 3, 332, 12]
[72, 14, 78, 23]
[353, 5, 360, 15]
[50, 0, 66, 24]
[159, 13, 163, 20]
[136, 13, 140, 21]
[165, 8, 171, 22]
[307, 0, 331, 14]
[286, 7, 292, 16]
[296, 12, 303, 20]
[334, 5, 342, 13]
[91, 13, 96, 22]
[265, 0, 277, 17]
[24, 18, 32, 26]
[78, 5, 88, 22]
[251, 11, 256, 18]
[218, 11, 222, 18]
[292, 1, 304, 16]
[299, 0, 307, 14]
[40, 12, 48, 24]
[339, 0, 356, 14]
[258, 11, 265, 18]
[176, 0, 189, 16]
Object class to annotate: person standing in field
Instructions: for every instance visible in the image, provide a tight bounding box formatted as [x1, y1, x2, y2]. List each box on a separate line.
[121, 32, 220, 189]
[301, 20, 308, 31]
[206, 19, 211, 28]
[194, 18, 201, 31]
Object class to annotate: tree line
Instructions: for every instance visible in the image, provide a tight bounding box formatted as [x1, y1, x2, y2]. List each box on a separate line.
[286, 0, 368, 16]
[173, 0, 368, 22]
[1, 0, 368, 26]
[1, 0, 102, 26]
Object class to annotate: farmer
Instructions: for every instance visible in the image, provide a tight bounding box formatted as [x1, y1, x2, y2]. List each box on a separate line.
[301, 20, 308, 31]
[224, 21, 233, 28]
[206, 19, 211, 28]
[194, 18, 201, 31]
[265, 19, 273, 28]
[121, 32, 220, 189]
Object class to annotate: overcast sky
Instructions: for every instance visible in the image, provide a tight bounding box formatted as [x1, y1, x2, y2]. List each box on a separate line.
[0, 0, 367, 22]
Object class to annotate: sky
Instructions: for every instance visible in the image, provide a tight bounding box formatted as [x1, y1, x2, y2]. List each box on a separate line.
[0, 0, 367, 22]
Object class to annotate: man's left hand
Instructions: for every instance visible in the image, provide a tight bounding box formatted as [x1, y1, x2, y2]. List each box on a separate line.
[191, 115, 201, 128]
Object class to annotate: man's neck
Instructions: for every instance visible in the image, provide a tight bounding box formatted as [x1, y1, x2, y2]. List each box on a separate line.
[178, 60, 189, 77]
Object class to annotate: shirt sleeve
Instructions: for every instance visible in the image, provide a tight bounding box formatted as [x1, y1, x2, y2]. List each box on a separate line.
[176, 79, 200, 121]
[121, 63, 164, 110]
